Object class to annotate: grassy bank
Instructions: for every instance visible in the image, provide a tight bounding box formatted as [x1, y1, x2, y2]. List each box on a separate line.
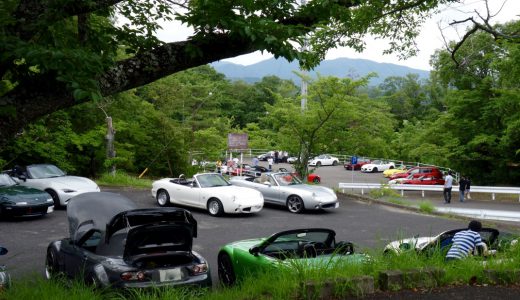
[3, 244, 520, 300]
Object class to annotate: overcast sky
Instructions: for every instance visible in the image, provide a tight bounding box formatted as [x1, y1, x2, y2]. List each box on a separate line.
[156, 0, 520, 71]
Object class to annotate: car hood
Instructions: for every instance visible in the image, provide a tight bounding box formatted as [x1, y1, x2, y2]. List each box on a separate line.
[37, 175, 98, 189]
[0, 185, 50, 202]
[210, 185, 262, 197]
[385, 236, 434, 252]
[124, 223, 194, 261]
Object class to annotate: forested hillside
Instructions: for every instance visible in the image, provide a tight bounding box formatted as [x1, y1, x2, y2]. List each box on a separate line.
[1, 21, 519, 185]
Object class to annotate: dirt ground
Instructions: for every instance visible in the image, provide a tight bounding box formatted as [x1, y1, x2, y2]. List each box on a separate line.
[357, 284, 520, 299]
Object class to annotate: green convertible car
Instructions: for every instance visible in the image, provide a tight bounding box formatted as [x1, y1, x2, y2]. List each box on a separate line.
[217, 228, 367, 286]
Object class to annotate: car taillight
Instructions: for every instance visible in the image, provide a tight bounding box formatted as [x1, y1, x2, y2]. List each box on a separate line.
[120, 271, 146, 281]
[188, 263, 208, 275]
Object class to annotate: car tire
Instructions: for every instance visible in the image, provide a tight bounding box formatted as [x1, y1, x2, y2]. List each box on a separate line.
[45, 248, 60, 280]
[372, 168, 378, 173]
[156, 189, 170, 207]
[332, 160, 338, 166]
[218, 252, 236, 286]
[46, 189, 61, 209]
[316, 161, 321, 167]
[207, 198, 224, 217]
[389, 165, 394, 169]
[286, 195, 304, 213]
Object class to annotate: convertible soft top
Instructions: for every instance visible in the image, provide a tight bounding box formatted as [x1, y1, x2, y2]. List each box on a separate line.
[67, 192, 197, 243]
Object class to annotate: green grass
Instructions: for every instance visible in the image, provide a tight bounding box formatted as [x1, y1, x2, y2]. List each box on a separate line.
[418, 201, 435, 214]
[387, 197, 412, 206]
[369, 185, 402, 199]
[96, 170, 153, 189]
[3, 243, 520, 300]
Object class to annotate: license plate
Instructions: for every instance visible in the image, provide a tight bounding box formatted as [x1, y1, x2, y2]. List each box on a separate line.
[47, 206, 54, 213]
[159, 269, 182, 282]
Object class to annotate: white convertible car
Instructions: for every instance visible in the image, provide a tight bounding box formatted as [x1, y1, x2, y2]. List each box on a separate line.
[308, 154, 340, 167]
[7, 164, 100, 207]
[151, 173, 264, 216]
[360, 160, 395, 173]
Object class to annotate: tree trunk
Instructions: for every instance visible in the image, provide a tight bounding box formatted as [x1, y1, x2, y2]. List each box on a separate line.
[106, 116, 116, 176]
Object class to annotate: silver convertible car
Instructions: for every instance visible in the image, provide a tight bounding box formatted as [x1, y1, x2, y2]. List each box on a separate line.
[229, 172, 339, 213]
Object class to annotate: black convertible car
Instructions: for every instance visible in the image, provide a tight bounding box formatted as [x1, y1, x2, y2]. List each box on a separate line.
[44, 192, 211, 288]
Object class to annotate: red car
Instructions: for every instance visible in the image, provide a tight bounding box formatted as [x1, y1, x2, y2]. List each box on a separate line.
[389, 166, 443, 181]
[401, 176, 445, 185]
[344, 158, 371, 170]
[278, 168, 320, 184]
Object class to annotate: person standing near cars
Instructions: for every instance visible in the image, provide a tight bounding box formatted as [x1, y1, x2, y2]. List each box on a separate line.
[443, 171, 453, 204]
[252, 156, 259, 167]
[267, 157, 274, 171]
[465, 177, 472, 200]
[458, 176, 467, 202]
[446, 220, 486, 261]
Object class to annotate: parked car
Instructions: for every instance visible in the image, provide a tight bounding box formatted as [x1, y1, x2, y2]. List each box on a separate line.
[308, 154, 340, 167]
[257, 152, 274, 161]
[217, 228, 367, 286]
[360, 160, 395, 173]
[44, 192, 211, 288]
[151, 173, 264, 216]
[243, 165, 270, 177]
[5, 164, 100, 207]
[383, 165, 408, 178]
[344, 158, 371, 170]
[389, 175, 445, 185]
[388, 166, 443, 181]
[287, 156, 299, 164]
[0, 174, 54, 218]
[0, 246, 9, 290]
[384, 227, 518, 256]
[277, 167, 321, 184]
[229, 172, 338, 213]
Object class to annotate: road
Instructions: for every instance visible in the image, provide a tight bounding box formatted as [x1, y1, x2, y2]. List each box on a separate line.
[1, 162, 518, 286]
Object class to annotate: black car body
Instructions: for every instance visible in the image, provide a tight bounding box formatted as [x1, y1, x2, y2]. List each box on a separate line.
[0, 174, 54, 218]
[45, 192, 211, 288]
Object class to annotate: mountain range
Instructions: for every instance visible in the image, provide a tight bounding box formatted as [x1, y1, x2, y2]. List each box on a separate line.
[212, 57, 430, 85]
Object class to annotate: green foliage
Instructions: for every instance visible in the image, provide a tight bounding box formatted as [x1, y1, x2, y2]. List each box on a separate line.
[418, 201, 435, 214]
[96, 170, 153, 189]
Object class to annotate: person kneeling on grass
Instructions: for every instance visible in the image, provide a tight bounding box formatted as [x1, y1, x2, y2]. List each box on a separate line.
[445, 220, 487, 261]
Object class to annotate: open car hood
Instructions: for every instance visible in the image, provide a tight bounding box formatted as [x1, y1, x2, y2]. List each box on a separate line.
[123, 223, 194, 260]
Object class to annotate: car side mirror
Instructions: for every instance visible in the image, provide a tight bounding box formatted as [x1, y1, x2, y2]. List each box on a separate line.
[18, 174, 27, 181]
[249, 246, 261, 256]
[0, 247, 7, 255]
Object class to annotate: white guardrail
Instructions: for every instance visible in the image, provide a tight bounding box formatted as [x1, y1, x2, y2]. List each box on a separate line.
[338, 183, 520, 202]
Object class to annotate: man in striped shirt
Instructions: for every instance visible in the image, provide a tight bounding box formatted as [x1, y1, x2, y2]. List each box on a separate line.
[445, 220, 486, 261]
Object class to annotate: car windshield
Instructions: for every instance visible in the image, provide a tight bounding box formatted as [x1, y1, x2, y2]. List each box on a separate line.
[27, 164, 66, 179]
[0, 174, 17, 187]
[196, 174, 230, 188]
[273, 173, 302, 186]
[263, 230, 334, 253]
[372, 160, 381, 164]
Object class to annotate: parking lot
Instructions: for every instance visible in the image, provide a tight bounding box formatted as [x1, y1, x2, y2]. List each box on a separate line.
[0, 163, 474, 285]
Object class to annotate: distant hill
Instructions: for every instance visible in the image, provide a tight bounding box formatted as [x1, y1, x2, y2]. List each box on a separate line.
[212, 57, 430, 85]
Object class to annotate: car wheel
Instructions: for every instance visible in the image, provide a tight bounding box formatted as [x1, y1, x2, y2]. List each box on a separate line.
[313, 177, 320, 184]
[287, 195, 304, 213]
[389, 165, 394, 169]
[46, 189, 61, 208]
[218, 252, 236, 286]
[332, 160, 338, 166]
[207, 198, 224, 217]
[372, 167, 378, 173]
[156, 189, 170, 207]
[45, 248, 59, 280]
[316, 161, 321, 167]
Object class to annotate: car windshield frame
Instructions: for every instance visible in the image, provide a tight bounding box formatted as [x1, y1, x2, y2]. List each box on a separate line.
[0, 174, 17, 187]
[27, 164, 66, 179]
[272, 173, 303, 186]
[258, 228, 336, 254]
[195, 173, 231, 188]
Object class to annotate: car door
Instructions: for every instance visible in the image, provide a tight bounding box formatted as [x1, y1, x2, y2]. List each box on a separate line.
[62, 227, 102, 279]
[174, 180, 202, 208]
[256, 176, 281, 204]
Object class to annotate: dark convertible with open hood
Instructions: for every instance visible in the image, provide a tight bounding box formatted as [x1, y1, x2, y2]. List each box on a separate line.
[44, 192, 211, 288]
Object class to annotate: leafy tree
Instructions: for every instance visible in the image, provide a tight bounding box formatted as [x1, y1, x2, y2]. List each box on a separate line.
[1, 0, 457, 145]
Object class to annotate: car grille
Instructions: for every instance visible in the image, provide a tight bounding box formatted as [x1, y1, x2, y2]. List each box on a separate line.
[321, 203, 338, 209]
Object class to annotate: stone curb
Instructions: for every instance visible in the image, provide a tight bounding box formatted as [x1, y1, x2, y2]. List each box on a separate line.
[378, 267, 445, 291]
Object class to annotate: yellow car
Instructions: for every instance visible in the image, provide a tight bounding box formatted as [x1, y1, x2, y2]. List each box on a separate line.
[383, 165, 408, 178]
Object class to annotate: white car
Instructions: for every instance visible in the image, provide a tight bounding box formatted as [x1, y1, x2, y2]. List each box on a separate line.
[360, 160, 395, 173]
[308, 154, 340, 167]
[8, 164, 100, 207]
[151, 173, 264, 216]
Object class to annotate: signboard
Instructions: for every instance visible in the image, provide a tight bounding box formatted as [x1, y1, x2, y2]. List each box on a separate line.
[351, 156, 358, 165]
[227, 133, 248, 150]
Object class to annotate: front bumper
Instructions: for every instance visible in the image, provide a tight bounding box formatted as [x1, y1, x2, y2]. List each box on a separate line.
[2, 203, 53, 217]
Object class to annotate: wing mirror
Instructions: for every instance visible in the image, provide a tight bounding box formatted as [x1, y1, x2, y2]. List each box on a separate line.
[249, 246, 261, 256]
